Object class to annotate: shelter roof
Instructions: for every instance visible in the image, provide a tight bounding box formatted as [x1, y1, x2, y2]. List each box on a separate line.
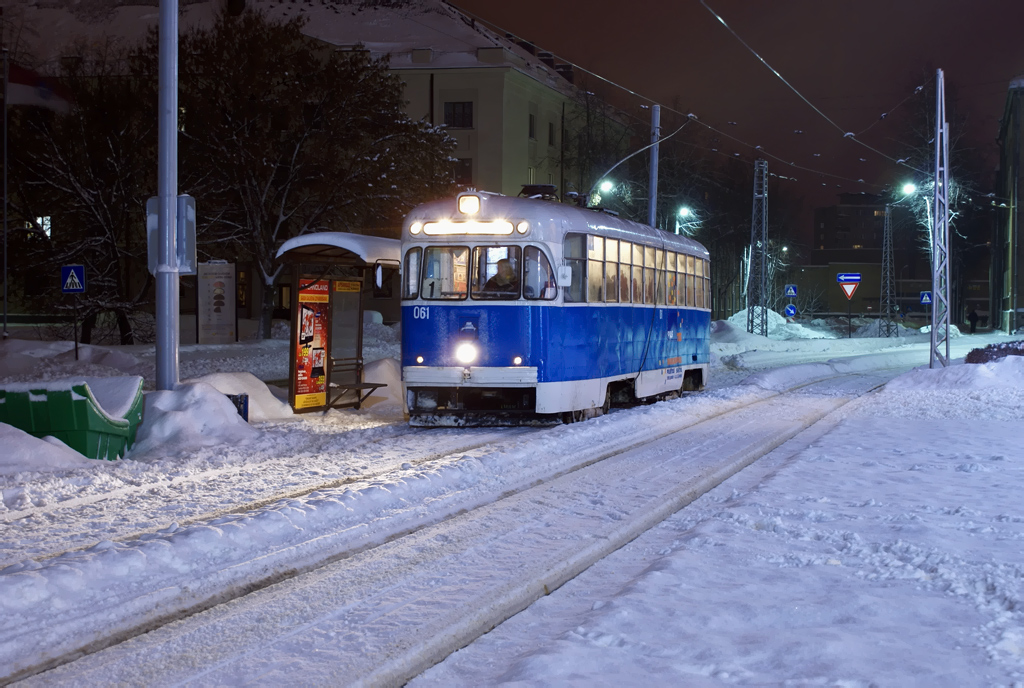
[276, 232, 400, 266]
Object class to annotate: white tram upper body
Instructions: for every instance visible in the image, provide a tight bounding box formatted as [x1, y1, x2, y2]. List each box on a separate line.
[400, 191, 711, 426]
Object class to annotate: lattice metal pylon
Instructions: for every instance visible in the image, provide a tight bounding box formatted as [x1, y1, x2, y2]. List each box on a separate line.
[878, 204, 899, 337]
[746, 159, 768, 337]
[930, 69, 951, 368]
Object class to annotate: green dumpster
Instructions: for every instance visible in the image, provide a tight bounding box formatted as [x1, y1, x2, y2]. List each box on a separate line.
[0, 376, 144, 461]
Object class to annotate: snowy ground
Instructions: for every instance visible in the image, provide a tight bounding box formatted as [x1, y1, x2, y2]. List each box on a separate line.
[2, 315, 1023, 685]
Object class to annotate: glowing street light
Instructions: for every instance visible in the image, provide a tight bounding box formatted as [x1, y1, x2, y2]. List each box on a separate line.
[678, 206, 691, 218]
[599, 180, 614, 193]
[902, 183, 917, 196]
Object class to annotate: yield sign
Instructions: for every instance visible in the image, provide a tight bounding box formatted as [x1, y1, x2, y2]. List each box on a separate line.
[839, 282, 859, 300]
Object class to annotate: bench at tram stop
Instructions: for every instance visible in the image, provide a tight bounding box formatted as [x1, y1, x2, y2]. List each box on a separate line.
[0, 376, 145, 460]
[326, 357, 387, 411]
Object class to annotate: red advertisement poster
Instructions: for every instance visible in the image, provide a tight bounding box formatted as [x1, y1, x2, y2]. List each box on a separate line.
[293, 280, 330, 410]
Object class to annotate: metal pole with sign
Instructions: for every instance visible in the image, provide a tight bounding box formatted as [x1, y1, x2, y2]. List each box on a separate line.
[837, 273, 861, 338]
[61, 264, 85, 360]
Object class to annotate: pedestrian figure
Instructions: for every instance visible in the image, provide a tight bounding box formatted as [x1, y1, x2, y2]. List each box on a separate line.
[968, 307, 979, 334]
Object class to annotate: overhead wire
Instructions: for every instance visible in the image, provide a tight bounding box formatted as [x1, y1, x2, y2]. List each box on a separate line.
[451, 1, 926, 191]
[698, 0, 930, 176]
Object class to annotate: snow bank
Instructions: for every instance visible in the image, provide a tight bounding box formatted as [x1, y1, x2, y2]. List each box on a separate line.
[186, 372, 294, 422]
[726, 308, 835, 340]
[361, 357, 403, 410]
[129, 382, 259, 459]
[0, 423, 93, 475]
[886, 355, 1024, 391]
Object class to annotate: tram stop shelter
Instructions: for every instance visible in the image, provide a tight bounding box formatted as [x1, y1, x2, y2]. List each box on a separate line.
[276, 232, 400, 413]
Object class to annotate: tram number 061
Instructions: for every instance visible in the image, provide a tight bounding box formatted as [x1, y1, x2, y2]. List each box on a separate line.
[412, 306, 430, 320]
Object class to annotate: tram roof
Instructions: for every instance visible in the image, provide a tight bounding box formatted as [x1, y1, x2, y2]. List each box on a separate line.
[404, 194, 709, 258]
[276, 232, 401, 266]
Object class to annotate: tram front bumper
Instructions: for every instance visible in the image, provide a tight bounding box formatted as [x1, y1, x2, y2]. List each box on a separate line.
[403, 366, 541, 422]
[402, 365, 538, 386]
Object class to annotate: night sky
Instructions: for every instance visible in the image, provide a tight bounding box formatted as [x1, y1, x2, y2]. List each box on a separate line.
[454, 0, 1024, 234]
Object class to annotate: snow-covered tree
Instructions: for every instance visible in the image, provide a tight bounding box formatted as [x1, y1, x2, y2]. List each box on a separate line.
[8, 40, 156, 344]
[174, 7, 456, 337]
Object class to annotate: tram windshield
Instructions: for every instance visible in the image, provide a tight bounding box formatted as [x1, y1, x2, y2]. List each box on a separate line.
[421, 246, 469, 300]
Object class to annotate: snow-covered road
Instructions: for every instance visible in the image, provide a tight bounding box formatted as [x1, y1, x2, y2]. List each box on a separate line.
[14, 364, 896, 685]
[3, 324, 1022, 686]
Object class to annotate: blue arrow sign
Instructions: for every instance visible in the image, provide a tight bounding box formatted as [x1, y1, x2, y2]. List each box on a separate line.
[836, 273, 861, 283]
[61, 264, 85, 294]
[920, 291, 932, 305]
[784, 304, 797, 317]
[784, 284, 797, 298]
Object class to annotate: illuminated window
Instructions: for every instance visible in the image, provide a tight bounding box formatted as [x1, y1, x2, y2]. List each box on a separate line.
[36, 216, 51, 238]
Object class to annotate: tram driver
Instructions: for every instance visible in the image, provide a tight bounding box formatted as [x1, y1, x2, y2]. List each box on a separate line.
[484, 258, 520, 293]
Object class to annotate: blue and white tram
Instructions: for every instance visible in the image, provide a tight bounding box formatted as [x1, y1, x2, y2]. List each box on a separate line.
[400, 191, 711, 425]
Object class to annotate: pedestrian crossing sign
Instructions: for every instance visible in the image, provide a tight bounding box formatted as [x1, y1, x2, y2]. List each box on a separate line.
[920, 291, 932, 305]
[61, 264, 86, 294]
[784, 284, 797, 298]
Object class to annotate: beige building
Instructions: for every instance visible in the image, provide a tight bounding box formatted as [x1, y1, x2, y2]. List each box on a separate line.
[392, 46, 573, 196]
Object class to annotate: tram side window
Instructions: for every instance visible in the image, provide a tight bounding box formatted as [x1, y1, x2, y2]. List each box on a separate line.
[421, 246, 469, 300]
[604, 238, 618, 303]
[703, 258, 712, 309]
[588, 234, 604, 302]
[563, 234, 586, 303]
[694, 256, 704, 308]
[644, 245, 656, 304]
[471, 246, 522, 299]
[619, 241, 632, 304]
[666, 252, 677, 306]
[632, 243, 644, 303]
[685, 254, 695, 307]
[402, 248, 421, 299]
[655, 248, 666, 305]
[524, 246, 557, 300]
[675, 255, 685, 306]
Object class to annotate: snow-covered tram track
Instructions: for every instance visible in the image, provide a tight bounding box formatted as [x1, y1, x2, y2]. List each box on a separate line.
[0, 424, 541, 567]
[4, 365, 900, 685]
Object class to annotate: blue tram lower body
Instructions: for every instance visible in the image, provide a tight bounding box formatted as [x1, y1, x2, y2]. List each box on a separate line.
[402, 303, 710, 422]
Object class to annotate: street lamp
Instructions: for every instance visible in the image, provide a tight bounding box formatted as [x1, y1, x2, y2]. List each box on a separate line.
[902, 183, 917, 196]
[599, 180, 614, 193]
[675, 206, 700, 235]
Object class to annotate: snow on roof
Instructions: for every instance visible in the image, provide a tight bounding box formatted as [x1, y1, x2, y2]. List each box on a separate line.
[276, 232, 400, 264]
[19, 0, 575, 96]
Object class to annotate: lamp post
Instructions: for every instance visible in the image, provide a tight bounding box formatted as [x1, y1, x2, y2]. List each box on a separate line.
[675, 206, 699, 235]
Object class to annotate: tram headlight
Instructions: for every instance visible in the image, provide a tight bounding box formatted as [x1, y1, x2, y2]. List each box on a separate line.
[410, 221, 422, 235]
[455, 341, 479, 365]
[516, 220, 530, 234]
[458, 194, 481, 215]
[416, 355, 424, 364]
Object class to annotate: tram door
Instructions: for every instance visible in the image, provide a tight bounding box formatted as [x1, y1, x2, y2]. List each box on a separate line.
[331, 280, 364, 387]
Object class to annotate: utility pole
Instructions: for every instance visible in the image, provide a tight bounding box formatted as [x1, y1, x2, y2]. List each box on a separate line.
[878, 204, 898, 337]
[930, 69, 950, 368]
[647, 104, 660, 228]
[155, 0, 180, 389]
[746, 159, 768, 336]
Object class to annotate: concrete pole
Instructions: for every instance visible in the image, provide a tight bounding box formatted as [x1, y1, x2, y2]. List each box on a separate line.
[647, 104, 660, 228]
[155, 0, 180, 389]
